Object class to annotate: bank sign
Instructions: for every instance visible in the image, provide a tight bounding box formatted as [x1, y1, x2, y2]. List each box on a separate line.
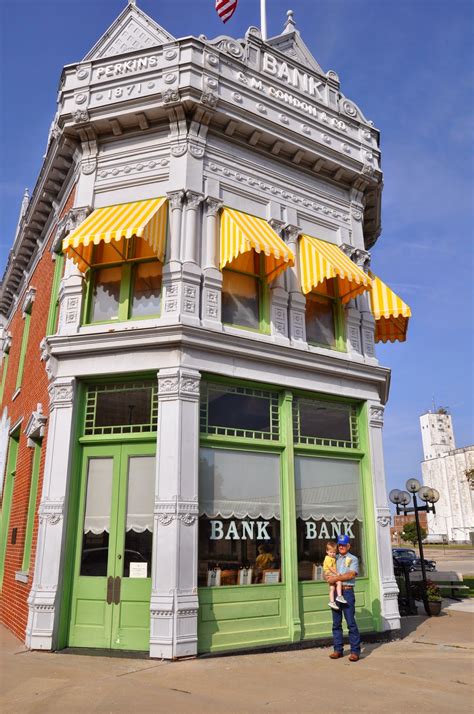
[209, 520, 355, 540]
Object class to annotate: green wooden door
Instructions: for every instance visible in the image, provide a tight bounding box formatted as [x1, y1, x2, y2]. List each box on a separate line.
[68, 443, 155, 651]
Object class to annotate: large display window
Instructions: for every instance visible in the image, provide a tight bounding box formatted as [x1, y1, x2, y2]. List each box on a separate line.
[198, 448, 281, 586]
[294, 456, 363, 581]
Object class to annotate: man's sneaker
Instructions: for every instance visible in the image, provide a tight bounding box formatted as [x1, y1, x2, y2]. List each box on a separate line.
[328, 601, 339, 610]
[336, 595, 347, 604]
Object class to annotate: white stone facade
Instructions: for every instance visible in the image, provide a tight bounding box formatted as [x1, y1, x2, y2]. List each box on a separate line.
[1, 3, 402, 656]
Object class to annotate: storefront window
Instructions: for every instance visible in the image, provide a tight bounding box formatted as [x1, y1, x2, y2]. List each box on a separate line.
[80, 457, 113, 576]
[198, 448, 281, 586]
[294, 456, 363, 581]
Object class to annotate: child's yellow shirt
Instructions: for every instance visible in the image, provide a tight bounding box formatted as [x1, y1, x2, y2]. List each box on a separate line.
[323, 554, 337, 576]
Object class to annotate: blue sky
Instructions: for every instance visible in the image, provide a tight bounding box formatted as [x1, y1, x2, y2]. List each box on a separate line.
[0, 0, 473, 498]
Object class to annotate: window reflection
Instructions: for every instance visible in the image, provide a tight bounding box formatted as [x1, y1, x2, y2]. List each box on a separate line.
[90, 267, 122, 322]
[306, 292, 336, 347]
[131, 262, 162, 317]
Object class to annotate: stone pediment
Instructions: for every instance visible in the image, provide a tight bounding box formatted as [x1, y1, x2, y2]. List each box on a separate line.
[266, 11, 324, 75]
[83, 2, 175, 61]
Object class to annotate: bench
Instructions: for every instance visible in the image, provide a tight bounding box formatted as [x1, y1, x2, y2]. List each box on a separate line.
[410, 570, 470, 601]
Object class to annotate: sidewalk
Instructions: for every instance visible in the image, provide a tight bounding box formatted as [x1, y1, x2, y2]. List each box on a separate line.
[1, 605, 473, 714]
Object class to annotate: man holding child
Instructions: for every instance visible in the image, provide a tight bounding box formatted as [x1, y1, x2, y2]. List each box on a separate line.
[326, 534, 361, 662]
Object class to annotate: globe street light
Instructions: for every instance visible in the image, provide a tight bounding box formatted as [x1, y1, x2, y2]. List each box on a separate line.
[389, 478, 440, 616]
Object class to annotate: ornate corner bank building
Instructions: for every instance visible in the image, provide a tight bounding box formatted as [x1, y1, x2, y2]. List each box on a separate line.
[0, 4, 411, 658]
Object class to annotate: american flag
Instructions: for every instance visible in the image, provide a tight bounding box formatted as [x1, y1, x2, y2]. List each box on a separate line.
[215, 0, 238, 23]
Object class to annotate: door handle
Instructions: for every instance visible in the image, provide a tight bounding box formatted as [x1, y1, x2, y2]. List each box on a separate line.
[113, 576, 121, 605]
[106, 576, 114, 605]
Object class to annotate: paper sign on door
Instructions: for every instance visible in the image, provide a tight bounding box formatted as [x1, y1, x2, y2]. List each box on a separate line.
[129, 562, 148, 578]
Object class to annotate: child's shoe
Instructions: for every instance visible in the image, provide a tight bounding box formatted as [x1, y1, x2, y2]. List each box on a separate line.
[328, 601, 339, 610]
[336, 595, 347, 605]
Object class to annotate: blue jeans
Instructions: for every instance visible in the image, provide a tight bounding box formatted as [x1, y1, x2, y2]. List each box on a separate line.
[332, 588, 361, 654]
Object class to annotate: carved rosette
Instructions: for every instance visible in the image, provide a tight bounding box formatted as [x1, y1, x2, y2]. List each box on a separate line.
[369, 404, 384, 428]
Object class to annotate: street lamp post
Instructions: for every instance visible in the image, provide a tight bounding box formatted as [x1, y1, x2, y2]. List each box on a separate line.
[389, 479, 440, 616]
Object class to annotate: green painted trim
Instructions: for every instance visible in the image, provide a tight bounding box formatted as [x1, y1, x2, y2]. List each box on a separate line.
[15, 312, 31, 391]
[21, 442, 42, 572]
[0, 353, 9, 403]
[46, 254, 65, 336]
[118, 263, 132, 321]
[358, 402, 382, 630]
[280, 390, 302, 642]
[0, 434, 19, 590]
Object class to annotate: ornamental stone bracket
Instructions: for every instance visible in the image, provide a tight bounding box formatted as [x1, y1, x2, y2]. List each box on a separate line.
[22, 286, 36, 316]
[39, 337, 57, 381]
[157, 368, 201, 402]
[48, 377, 75, 412]
[369, 404, 384, 428]
[2, 331, 12, 355]
[24, 404, 47, 447]
[54, 205, 92, 251]
[154, 497, 199, 526]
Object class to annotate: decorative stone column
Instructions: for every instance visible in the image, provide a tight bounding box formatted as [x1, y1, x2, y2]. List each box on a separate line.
[56, 206, 91, 335]
[150, 367, 201, 659]
[340, 243, 363, 359]
[285, 225, 306, 346]
[268, 219, 289, 344]
[367, 402, 401, 632]
[202, 197, 223, 330]
[26, 376, 76, 650]
[351, 247, 377, 364]
[162, 190, 185, 324]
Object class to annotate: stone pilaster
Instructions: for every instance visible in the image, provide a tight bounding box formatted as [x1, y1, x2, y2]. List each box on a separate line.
[26, 377, 76, 650]
[57, 259, 84, 335]
[150, 368, 201, 659]
[285, 225, 306, 346]
[367, 402, 401, 632]
[268, 219, 289, 344]
[202, 197, 223, 331]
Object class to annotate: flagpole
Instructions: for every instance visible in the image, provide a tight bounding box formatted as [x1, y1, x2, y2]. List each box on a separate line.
[260, 0, 267, 40]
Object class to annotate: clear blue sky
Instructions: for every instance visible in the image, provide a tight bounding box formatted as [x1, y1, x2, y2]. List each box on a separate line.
[0, 0, 473, 499]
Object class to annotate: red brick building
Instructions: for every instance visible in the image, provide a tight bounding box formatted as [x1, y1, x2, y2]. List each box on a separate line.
[390, 513, 428, 546]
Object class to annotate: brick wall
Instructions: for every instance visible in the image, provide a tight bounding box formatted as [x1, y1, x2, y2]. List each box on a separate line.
[0, 186, 75, 641]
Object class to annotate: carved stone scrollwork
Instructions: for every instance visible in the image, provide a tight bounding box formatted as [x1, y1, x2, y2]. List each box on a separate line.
[351, 207, 363, 222]
[163, 88, 180, 104]
[72, 109, 89, 124]
[171, 143, 187, 158]
[158, 369, 201, 401]
[167, 190, 185, 210]
[189, 143, 205, 159]
[48, 379, 75, 411]
[155, 498, 199, 526]
[205, 197, 222, 217]
[200, 92, 218, 108]
[2, 331, 12, 355]
[38, 499, 64, 526]
[353, 248, 371, 272]
[55, 206, 92, 249]
[362, 163, 375, 177]
[206, 35, 244, 59]
[22, 286, 36, 316]
[185, 191, 204, 210]
[268, 218, 285, 237]
[376, 508, 391, 527]
[284, 224, 301, 247]
[369, 404, 384, 428]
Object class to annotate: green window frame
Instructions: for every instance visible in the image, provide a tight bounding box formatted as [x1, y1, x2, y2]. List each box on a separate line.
[293, 397, 360, 450]
[0, 431, 19, 590]
[15, 311, 31, 391]
[305, 283, 346, 352]
[46, 253, 65, 336]
[0, 352, 9, 403]
[20, 441, 42, 573]
[82, 380, 158, 438]
[83, 238, 163, 325]
[222, 253, 270, 334]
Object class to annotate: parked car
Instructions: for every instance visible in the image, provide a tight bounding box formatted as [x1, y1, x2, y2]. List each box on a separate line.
[392, 548, 436, 573]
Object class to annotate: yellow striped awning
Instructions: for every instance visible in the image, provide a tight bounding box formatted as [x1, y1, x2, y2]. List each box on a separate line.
[62, 197, 167, 271]
[220, 208, 295, 282]
[299, 234, 372, 303]
[369, 271, 411, 343]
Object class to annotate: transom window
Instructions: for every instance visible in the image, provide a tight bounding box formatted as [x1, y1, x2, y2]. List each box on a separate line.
[84, 381, 158, 436]
[293, 397, 359, 449]
[200, 382, 280, 440]
[222, 252, 268, 331]
[86, 237, 162, 324]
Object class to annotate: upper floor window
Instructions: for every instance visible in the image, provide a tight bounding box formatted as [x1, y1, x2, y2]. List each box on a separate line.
[222, 251, 268, 331]
[305, 281, 344, 350]
[86, 237, 162, 324]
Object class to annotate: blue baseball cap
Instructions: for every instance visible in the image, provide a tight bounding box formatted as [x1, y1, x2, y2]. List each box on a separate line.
[337, 534, 350, 545]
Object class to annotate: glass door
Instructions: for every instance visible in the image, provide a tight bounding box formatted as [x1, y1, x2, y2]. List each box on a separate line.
[68, 443, 156, 650]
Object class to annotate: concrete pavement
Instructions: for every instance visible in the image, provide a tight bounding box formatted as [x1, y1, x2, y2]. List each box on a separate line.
[0, 603, 473, 714]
